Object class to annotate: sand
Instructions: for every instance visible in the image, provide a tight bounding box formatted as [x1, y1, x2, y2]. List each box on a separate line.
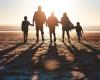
[0, 31, 100, 80]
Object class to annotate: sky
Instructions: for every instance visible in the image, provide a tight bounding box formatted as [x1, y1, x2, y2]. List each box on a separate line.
[0, 0, 100, 30]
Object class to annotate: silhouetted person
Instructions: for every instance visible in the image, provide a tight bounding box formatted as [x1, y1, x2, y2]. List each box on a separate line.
[46, 12, 58, 42]
[21, 16, 33, 43]
[33, 6, 46, 42]
[60, 13, 74, 43]
[75, 22, 83, 42]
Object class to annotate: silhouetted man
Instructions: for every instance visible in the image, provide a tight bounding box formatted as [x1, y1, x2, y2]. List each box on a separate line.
[33, 6, 46, 42]
[75, 22, 83, 42]
[21, 16, 33, 43]
[60, 13, 74, 43]
[46, 12, 58, 42]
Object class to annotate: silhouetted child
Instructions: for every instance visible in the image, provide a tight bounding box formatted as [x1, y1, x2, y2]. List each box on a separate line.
[21, 16, 33, 43]
[46, 12, 58, 43]
[75, 22, 83, 42]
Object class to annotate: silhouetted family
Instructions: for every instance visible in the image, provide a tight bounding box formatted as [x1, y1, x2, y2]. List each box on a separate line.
[21, 6, 83, 43]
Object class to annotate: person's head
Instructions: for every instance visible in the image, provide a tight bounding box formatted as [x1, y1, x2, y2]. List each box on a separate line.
[77, 22, 80, 26]
[63, 12, 67, 17]
[24, 16, 27, 20]
[51, 12, 54, 16]
[38, 5, 41, 11]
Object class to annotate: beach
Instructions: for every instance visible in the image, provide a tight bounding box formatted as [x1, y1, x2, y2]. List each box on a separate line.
[0, 31, 100, 80]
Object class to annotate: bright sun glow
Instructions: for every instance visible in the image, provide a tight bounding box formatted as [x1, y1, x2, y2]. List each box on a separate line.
[1, 0, 100, 30]
[30, 0, 75, 33]
[36, 0, 74, 19]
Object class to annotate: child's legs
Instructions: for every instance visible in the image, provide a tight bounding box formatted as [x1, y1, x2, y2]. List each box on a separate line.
[23, 32, 25, 42]
[24, 31, 28, 42]
[77, 32, 81, 42]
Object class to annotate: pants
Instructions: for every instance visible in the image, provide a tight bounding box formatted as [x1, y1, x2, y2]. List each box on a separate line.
[49, 26, 56, 42]
[36, 26, 44, 41]
[23, 30, 28, 43]
[77, 31, 82, 42]
[62, 29, 70, 42]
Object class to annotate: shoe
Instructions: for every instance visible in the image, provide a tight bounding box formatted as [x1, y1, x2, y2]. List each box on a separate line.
[42, 38, 44, 42]
[62, 40, 64, 42]
[50, 39, 52, 43]
[54, 39, 56, 42]
[68, 40, 71, 43]
[54, 38, 56, 42]
[36, 40, 39, 43]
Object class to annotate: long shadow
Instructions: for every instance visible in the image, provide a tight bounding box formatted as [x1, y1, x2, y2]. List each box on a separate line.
[66, 42, 100, 66]
[30, 43, 74, 80]
[80, 42, 100, 54]
[12, 42, 42, 63]
[0, 42, 24, 59]
[0, 42, 45, 79]
[36, 43, 68, 71]
[33, 43, 60, 70]
[63, 42, 100, 80]
[3, 42, 43, 71]
[43, 43, 59, 59]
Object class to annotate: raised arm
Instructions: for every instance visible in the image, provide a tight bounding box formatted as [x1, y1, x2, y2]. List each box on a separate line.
[33, 12, 36, 26]
[28, 21, 33, 26]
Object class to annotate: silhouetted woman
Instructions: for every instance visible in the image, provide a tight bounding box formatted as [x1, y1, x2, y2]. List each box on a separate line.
[60, 13, 74, 43]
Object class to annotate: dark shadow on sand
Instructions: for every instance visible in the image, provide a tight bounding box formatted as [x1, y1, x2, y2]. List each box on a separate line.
[31, 43, 72, 80]
[80, 42, 100, 54]
[10, 42, 43, 66]
[0, 42, 24, 60]
[63, 42, 100, 80]
[0, 42, 43, 73]
[36, 43, 69, 71]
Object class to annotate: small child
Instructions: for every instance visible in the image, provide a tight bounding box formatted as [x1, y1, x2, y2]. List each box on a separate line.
[75, 22, 83, 42]
[21, 16, 33, 43]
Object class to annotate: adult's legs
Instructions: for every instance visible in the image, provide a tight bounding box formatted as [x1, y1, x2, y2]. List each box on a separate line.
[40, 28, 44, 42]
[53, 29, 56, 42]
[49, 29, 52, 42]
[62, 30, 65, 42]
[36, 29, 39, 42]
[66, 30, 71, 43]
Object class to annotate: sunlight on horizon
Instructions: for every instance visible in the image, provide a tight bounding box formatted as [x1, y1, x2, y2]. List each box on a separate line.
[28, 0, 75, 33]
[0, 0, 100, 31]
[35, 0, 73, 18]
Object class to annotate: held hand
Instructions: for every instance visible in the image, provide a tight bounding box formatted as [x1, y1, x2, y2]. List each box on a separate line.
[46, 23, 48, 26]
[32, 24, 34, 26]
[58, 21, 61, 23]
[82, 32, 84, 34]
[82, 30, 84, 34]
